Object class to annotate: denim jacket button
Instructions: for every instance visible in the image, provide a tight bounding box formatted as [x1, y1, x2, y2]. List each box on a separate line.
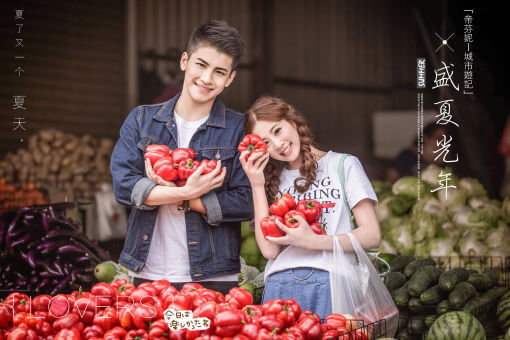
[143, 234, 149, 241]
[215, 152, 221, 159]
[134, 266, 139, 271]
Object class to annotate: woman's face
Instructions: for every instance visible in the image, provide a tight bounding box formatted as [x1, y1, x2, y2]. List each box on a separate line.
[251, 119, 302, 165]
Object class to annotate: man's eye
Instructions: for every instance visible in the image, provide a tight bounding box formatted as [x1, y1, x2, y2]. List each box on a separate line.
[197, 63, 205, 68]
[216, 71, 225, 76]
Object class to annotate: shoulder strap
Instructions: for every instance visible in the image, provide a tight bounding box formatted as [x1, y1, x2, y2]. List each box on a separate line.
[337, 154, 356, 230]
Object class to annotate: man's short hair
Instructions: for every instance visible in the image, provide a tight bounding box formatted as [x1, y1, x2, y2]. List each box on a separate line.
[186, 20, 245, 71]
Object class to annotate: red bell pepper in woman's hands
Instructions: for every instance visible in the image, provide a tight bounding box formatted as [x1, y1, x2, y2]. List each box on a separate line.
[144, 145, 170, 166]
[172, 148, 196, 164]
[178, 159, 200, 181]
[260, 216, 286, 238]
[295, 200, 322, 224]
[153, 156, 178, 182]
[238, 134, 267, 161]
[269, 194, 296, 217]
[283, 210, 307, 229]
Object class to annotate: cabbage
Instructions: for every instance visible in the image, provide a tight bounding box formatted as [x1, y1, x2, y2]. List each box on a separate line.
[376, 240, 397, 254]
[386, 195, 415, 216]
[388, 221, 414, 251]
[438, 221, 461, 239]
[421, 164, 443, 186]
[412, 196, 445, 216]
[458, 230, 489, 257]
[414, 241, 430, 258]
[392, 176, 430, 199]
[452, 205, 491, 229]
[459, 178, 488, 198]
[371, 180, 393, 201]
[429, 237, 456, 257]
[411, 214, 438, 242]
[375, 199, 392, 222]
[436, 187, 467, 206]
[485, 222, 509, 249]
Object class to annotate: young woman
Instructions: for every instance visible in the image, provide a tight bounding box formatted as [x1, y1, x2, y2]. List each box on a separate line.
[239, 96, 382, 319]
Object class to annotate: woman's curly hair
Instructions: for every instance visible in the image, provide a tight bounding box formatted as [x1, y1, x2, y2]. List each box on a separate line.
[244, 96, 319, 203]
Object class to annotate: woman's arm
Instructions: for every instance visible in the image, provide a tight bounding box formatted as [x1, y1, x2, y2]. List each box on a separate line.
[266, 198, 381, 252]
[239, 151, 281, 260]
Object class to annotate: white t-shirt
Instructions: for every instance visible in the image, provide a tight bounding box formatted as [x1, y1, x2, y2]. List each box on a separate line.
[133, 112, 237, 282]
[264, 151, 378, 280]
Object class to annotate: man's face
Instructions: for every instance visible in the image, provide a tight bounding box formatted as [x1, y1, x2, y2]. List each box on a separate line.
[180, 45, 236, 105]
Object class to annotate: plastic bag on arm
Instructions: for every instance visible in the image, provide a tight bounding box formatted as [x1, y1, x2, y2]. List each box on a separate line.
[330, 232, 398, 337]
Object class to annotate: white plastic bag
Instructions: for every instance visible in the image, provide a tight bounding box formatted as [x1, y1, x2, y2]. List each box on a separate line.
[330, 232, 398, 337]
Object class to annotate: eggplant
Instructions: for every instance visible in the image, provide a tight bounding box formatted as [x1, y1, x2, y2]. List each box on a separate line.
[56, 244, 87, 255]
[50, 277, 70, 295]
[39, 240, 70, 255]
[41, 263, 61, 276]
[11, 233, 33, 248]
[53, 262, 64, 276]
[26, 251, 36, 269]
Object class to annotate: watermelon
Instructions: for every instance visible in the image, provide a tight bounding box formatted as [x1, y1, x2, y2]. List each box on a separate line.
[426, 311, 486, 340]
[498, 291, 510, 332]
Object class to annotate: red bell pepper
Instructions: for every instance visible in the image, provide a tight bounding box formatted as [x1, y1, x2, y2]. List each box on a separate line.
[148, 319, 169, 340]
[193, 300, 217, 321]
[261, 299, 294, 328]
[258, 315, 285, 333]
[295, 312, 322, 340]
[177, 159, 200, 181]
[103, 326, 128, 339]
[83, 325, 105, 340]
[151, 280, 172, 295]
[52, 312, 80, 331]
[283, 210, 307, 229]
[295, 200, 322, 224]
[126, 329, 149, 340]
[282, 327, 305, 340]
[4, 293, 31, 314]
[159, 285, 178, 303]
[323, 313, 346, 331]
[130, 285, 157, 305]
[6, 327, 38, 340]
[34, 319, 53, 338]
[93, 306, 118, 331]
[153, 156, 178, 182]
[31, 295, 51, 312]
[0, 303, 13, 328]
[238, 134, 267, 161]
[255, 328, 281, 340]
[213, 310, 244, 337]
[172, 148, 196, 164]
[132, 304, 158, 330]
[233, 335, 250, 340]
[73, 295, 98, 324]
[91, 282, 117, 308]
[284, 299, 301, 322]
[269, 194, 296, 217]
[12, 312, 37, 329]
[111, 278, 136, 302]
[240, 322, 261, 339]
[241, 305, 263, 324]
[309, 222, 326, 235]
[200, 159, 218, 175]
[48, 294, 72, 319]
[225, 287, 254, 309]
[322, 329, 349, 340]
[260, 216, 286, 238]
[144, 145, 170, 167]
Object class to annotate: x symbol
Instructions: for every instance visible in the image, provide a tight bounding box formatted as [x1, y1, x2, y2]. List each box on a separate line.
[435, 32, 455, 52]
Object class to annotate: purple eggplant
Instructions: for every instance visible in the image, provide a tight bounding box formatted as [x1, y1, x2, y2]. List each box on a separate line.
[56, 244, 87, 254]
[36, 278, 50, 292]
[50, 276, 70, 295]
[11, 233, 33, 248]
[26, 251, 36, 269]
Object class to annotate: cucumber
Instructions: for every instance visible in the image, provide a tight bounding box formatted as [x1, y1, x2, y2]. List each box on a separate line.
[408, 265, 443, 297]
[409, 297, 425, 314]
[463, 296, 490, 314]
[398, 310, 410, 331]
[467, 270, 499, 291]
[385, 271, 406, 292]
[390, 255, 416, 273]
[408, 315, 426, 334]
[436, 299, 449, 315]
[421, 285, 446, 306]
[439, 267, 469, 292]
[448, 281, 477, 309]
[424, 314, 438, 328]
[392, 283, 409, 308]
[404, 258, 436, 278]
[481, 286, 509, 301]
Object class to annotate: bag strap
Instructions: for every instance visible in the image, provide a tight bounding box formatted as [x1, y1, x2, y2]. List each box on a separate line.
[337, 154, 390, 277]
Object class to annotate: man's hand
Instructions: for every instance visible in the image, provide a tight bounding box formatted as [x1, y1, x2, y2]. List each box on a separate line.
[184, 160, 226, 199]
[145, 158, 176, 187]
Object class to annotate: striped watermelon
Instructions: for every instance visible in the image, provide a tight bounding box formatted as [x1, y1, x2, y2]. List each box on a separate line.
[498, 291, 510, 331]
[426, 311, 486, 340]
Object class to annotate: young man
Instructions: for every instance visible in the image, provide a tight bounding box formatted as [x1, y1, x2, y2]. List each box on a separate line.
[110, 20, 253, 294]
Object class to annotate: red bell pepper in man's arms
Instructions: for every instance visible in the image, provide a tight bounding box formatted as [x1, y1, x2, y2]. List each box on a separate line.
[295, 200, 322, 224]
[283, 210, 307, 229]
[153, 156, 178, 182]
[144, 145, 170, 166]
[260, 216, 286, 238]
[238, 134, 267, 161]
[200, 159, 218, 175]
[269, 194, 296, 217]
[178, 159, 200, 181]
[171, 148, 196, 164]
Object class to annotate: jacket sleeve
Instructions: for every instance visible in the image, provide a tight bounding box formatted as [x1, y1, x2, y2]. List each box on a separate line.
[110, 107, 158, 209]
[200, 127, 254, 226]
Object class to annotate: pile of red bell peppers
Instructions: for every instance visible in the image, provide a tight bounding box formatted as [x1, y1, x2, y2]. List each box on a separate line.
[261, 195, 328, 238]
[0, 280, 369, 339]
[144, 146, 218, 187]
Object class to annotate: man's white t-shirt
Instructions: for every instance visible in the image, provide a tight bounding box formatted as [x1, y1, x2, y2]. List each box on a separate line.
[132, 112, 236, 282]
[264, 151, 378, 280]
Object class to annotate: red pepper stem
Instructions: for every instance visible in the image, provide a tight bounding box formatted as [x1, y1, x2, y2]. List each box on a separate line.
[306, 202, 315, 208]
[248, 144, 255, 152]
[271, 328, 280, 336]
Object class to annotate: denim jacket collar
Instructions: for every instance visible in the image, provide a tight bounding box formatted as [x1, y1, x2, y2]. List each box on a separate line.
[153, 92, 226, 128]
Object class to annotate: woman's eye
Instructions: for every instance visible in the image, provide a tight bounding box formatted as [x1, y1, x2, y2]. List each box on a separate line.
[274, 128, 281, 135]
[263, 140, 270, 145]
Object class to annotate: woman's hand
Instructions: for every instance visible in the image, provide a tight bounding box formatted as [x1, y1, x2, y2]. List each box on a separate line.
[239, 150, 269, 187]
[145, 158, 176, 187]
[265, 214, 323, 249]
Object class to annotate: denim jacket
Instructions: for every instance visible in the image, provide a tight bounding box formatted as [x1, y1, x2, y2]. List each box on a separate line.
[110, 94, 254, 280]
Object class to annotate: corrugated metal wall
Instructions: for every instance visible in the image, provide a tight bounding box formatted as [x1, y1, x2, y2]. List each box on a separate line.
[0, 0, 126, 158]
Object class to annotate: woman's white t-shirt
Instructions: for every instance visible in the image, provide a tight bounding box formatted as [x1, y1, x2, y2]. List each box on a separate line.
[264, 151, 378, 280]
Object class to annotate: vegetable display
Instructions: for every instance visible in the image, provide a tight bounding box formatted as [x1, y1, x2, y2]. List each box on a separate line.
[0, 203, 110, 295]
[0, 280, 383, 339]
